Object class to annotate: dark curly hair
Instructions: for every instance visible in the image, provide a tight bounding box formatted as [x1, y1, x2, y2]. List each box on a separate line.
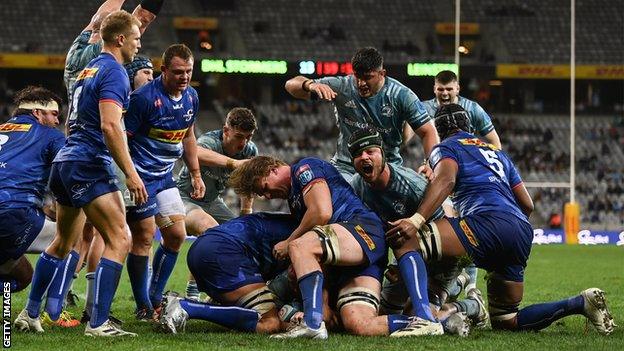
[351, 47, 383, 76]
[12, 86, 63, 117]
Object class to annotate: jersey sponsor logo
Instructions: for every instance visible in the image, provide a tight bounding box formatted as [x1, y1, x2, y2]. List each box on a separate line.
[172, 103, 184, 110]
[0, 123, 32, 132]
[457, 138, 498, 151]
[354, 225, 376, 250]
[381, 104, 394, 118]
[459, 219, 478, 247]
[147, 127, 188, 143]
[76, 67, 99, 81]
[295, 164, 314, 186]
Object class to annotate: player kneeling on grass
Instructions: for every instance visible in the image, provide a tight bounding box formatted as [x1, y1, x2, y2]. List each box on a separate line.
[158, 213, 298, 334]
[386, 104, 616, 336]
[228, 156, 439, 339]
[348, 128, 483, 336]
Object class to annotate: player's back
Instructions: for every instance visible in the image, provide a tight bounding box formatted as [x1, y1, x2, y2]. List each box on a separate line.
[430, 131, 526, 221]
[200, 213, 297, 278]
[0, 115, 65, 209]
[56, 53, 130, 166]
[289, 157, 379, 222]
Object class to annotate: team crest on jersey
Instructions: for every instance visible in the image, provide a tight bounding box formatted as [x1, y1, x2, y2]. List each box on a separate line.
[296, 164, 314, 186]
[354, 225, 376, 250]
[154, 98, 163, 108]
[0, 123, 32, 132]
[392, 200, 406, 215]
[458, 138, 498, 150]
[183, 109, 194, 122]
[381, 104, 394, 118]
[148, 127, 188, 143]
[76, 68, 98, 81]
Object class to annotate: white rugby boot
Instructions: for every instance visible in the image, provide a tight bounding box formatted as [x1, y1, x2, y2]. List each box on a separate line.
[581, 288, 616, 335]
[84, 319, 137, 337]
[443, 312, 470, 337]
[467, 288, 490, 329]
[14, 309, 44, 332]
[270, 320, 328, 340]
[159, 294, 189, 334]
[390, 316, 444, 337]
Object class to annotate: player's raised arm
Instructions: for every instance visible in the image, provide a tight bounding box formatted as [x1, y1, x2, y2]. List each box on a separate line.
[285, 75, 337, 101]
[413, 120, 439, 157]
[197, 146, 248, 169]
[99, 101, 147, 205]
[132, 0, 165, 34]
[484, 129, 502, 150]
[182, 125, 206, 200]
[84, 0, 126, 33]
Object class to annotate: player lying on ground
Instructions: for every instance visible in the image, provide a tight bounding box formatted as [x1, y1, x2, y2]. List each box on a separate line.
[348, 128, 485, 336]
[158, 213, 299, 334]
[386, 104, 616, 336]
[229, 156, 437, 339]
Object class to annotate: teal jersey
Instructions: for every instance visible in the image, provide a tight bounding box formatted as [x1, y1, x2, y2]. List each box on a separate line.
[315, 75, 431, 175]
[64, 31, 102, 98]
[423, 96, 494, 136]
[176, 129, 258, 203]
[351, 163, 444, 223]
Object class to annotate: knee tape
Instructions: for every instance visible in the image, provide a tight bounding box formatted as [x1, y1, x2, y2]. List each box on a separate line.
[155, 213, 185, 229]
[313, 225, 341, 265]
[236, 286, 277, 315]
[337, 287, 380, 312]
[417, 222, 442, 262]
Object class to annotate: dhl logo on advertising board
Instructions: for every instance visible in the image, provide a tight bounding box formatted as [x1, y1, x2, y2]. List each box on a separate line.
[497, 64, 624, 79]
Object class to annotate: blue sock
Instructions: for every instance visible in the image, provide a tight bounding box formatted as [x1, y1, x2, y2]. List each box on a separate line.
[387, 314, 410, 333]
[127, 253, 152, 310]
[398, 251, 436, 322]
[298, 271, 324, 330]
[465, 264, 478, 291]
[517, 295, 585, 331]
[45, 250, 79, 320]
[180, 299, 259, 332]
[90, 258, 123, 328]
[149, 244, 178, 307]
[452, 299, 481, 320]
[26, 252, 62, 318]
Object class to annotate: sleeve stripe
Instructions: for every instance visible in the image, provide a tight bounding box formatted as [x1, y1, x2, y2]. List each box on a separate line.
[433, 156, 458, 169]
[512, 181, 524, 189]
[99, 99, 123, 108]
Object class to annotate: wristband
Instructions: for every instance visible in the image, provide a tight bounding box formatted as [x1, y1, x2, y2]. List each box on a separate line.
[301, 79, 313, 92]
[408, 212, 426, 229]
[240, 207, 253, 215]
[226, 159, 235, 170]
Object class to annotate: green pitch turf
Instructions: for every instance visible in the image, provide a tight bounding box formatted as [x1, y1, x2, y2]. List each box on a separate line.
[6, 244, 623, 351]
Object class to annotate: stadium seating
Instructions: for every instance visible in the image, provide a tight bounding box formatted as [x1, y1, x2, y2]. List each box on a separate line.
[2, 1, 621, 64]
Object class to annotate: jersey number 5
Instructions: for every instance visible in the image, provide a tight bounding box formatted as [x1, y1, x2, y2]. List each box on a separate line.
[479, 149, 505, 178]
[68, 86, 83, 122]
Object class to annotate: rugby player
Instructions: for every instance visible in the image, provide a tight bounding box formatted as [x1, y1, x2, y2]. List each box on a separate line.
[1, 87, 64, 297]
[63, 0, 163, 323]
[159, 213, 298, 334]
[176, 107, 258, 299]
[228, 156, 432, 339]
[348, 128, 486, 335]
[124, 44, 205, 320]
[386, 104, 615, 336]
[15, 10, 146, 337]
[284, 47, 438, 182]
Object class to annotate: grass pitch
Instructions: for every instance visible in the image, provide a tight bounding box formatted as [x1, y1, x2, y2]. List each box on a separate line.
[7, 245, 623, 351]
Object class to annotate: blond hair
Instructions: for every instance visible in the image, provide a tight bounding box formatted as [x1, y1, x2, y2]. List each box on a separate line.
[228, 156, 287, 197]
[100, 10, 141, 44]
